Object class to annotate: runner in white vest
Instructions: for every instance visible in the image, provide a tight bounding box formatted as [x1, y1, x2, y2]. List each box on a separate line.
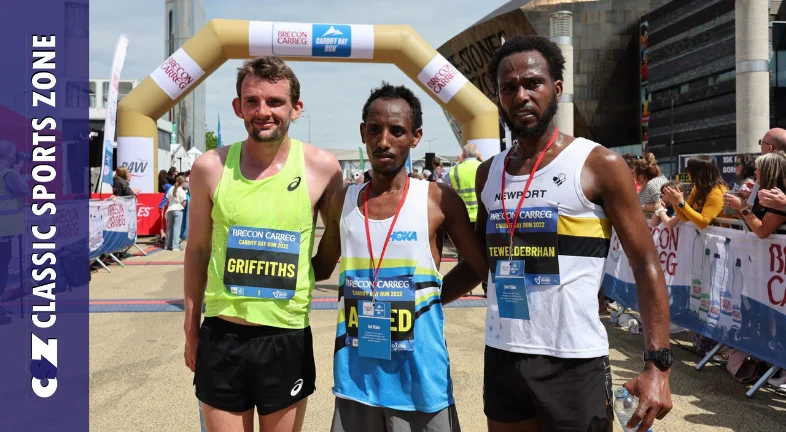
[312, 83, 487, 432]
[442, 35, 673, 432]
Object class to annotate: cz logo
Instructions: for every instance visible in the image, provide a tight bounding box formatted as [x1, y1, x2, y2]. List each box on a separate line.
[287, 176, 302, 191]
[390, 231, 417, 241]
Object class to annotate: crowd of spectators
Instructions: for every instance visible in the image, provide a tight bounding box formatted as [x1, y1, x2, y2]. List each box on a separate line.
[621, 127, 786, 389]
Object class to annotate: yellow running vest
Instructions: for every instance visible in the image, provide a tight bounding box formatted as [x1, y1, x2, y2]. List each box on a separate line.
[205, 140, 315, 328]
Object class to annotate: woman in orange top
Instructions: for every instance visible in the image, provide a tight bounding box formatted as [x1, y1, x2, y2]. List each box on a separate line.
[662, 155, 728, 229]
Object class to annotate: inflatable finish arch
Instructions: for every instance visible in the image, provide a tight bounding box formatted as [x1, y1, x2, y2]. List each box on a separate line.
[117, 19, 500, 192]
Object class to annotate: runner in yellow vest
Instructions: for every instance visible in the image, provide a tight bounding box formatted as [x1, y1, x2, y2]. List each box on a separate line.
[183, 57, 343, 432]
[448, 144, 482, 223]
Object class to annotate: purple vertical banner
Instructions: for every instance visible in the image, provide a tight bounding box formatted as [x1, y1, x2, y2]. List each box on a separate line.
[0, 1, 90, 431]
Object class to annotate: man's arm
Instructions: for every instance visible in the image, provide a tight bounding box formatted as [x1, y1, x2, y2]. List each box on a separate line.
[584, 147, 672, 431]
[307, 144, 344, 226]
[435, 182, 488, 283]
[182, 150, 223, 372]
[312, 187, 348, 281]
[442, 159, 492, 304]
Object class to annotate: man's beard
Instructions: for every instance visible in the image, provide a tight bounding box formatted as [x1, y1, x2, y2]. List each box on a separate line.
[245, 116, 290, 143]
[501, 90, 559, 139]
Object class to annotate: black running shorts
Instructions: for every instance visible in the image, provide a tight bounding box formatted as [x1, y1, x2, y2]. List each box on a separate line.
[194, 317, 316, 415]
[483, 345, 613, 431]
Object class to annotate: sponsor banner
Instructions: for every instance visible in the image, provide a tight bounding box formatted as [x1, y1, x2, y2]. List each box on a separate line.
[91, 192, 163, 236]
[603, 223, 786, 369]
[678, 152, 741, 188]
[100, 35, 129, 191]
[417, 53, 468, 104]
[249, 21, 374, 59]
[0, 1, 90, 429]
[89, 197, 138, 260]
[150, 48, 205, 100]
[117, 136, 155, 193]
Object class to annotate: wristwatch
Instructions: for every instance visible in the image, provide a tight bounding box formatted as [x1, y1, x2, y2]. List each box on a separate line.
[741, 207, 752, 217]
[644, 348, 673, 371]
[677, 201, 686, 208]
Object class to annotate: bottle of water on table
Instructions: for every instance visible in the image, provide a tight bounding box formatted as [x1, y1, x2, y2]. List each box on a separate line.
[613, 387, 653, 432]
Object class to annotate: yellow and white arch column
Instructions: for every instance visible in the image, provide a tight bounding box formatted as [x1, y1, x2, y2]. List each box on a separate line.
[117, 19, 500, 192]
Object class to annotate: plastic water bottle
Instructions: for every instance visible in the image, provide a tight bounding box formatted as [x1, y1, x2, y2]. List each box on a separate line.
[698, 249, 711, 322]
[730, 259, 743, 333]
[689, 231, 704, 313]
[719, 256, 736, 332]
[613, 388, 653, 432]
[707, 253, 723, 329]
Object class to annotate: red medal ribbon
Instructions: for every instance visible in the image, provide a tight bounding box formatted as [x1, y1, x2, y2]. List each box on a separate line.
[500, 129, 560, 256]
[364, 177, 410, 294]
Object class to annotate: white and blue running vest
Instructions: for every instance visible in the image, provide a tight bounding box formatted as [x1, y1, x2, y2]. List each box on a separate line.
[332, 178, 453, 413]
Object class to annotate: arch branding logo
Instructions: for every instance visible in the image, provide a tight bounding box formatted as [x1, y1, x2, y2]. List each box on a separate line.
[249, 21, 374, 59]
[150, 48, 206, 100]
[417, 54, 468, 104]
[312, 24, 351, 57]
[121, 158, 150, 178]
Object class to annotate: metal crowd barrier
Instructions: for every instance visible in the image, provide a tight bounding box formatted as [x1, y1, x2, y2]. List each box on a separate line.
[645, 212, 784, 397]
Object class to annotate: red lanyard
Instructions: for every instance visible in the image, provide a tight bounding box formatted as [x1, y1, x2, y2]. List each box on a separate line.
[501, 129, 559, 257]
[364, 177, 410, 294]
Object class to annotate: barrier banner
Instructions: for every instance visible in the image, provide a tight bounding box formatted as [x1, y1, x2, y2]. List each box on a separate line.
[89, 197, 138, 260]
[92, 192, 163, 236]
[603, 223, 786, 369]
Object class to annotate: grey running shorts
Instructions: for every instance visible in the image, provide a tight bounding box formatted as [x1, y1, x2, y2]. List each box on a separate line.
[330, 397, 461, 432]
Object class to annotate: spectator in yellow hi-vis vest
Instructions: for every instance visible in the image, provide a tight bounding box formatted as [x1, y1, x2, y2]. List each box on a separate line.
[447, 144, 486, 295]
[449, 144, 483, 224]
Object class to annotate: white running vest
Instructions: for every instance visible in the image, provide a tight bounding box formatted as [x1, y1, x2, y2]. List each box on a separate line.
[333, 178, 453, 412]
[481, 138, 611, 358]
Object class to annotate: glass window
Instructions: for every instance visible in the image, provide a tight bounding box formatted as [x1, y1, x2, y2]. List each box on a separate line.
[65, 3, 88, 37]
[118, 81, 133, 103]
[89, 81, 96, 108]
[158, 129, 171, 151]
[66, 81, 85, 108]
[102, 82, 108, 107]
[778, 50, 786, 88]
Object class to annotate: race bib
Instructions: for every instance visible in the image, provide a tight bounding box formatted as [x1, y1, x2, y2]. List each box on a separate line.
[495, 260, 530, 320]
[486, 206, 561, 287]
[358, 301, 392, 360]
[343, 274, 415, 352]
[223, 226, 300, 299]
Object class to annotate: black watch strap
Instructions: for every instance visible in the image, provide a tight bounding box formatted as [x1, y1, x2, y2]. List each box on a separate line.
[644, 348, 673, 370]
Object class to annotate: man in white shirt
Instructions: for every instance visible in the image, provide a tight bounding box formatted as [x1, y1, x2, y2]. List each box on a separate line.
[745, 128, 786, 207]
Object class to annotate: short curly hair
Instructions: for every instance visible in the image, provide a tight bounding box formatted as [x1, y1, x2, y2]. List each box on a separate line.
[489, 35, 566, 88]
[362, 82, 423, 130]
[236, 57, 301, 105]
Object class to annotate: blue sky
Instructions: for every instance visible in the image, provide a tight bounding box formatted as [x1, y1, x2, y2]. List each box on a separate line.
[89, 0, 508, 159]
